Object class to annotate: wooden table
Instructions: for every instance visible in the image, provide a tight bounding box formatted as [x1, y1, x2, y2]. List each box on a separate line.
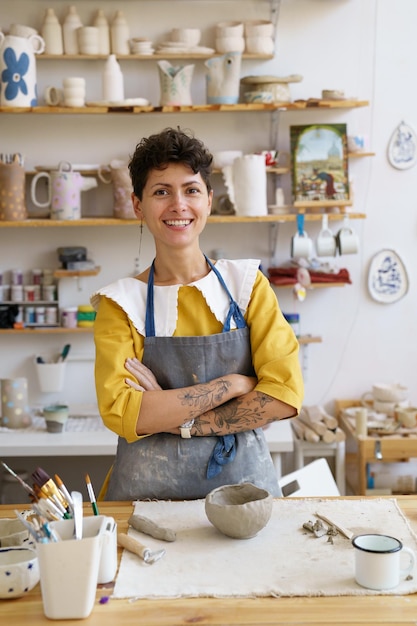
[337, 399, 417, 495]
[2, 497, 417, 625]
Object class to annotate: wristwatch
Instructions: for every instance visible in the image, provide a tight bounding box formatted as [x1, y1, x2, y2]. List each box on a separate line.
[180, 419, 195, 439]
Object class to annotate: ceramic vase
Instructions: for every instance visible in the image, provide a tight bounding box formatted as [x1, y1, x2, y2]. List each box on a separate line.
[158, 61, 194, 106]
[205, 51, 241, 104]
[0, 378, 32, 429]
[0, 33, 45, 107]
[0, 157, 27, 220]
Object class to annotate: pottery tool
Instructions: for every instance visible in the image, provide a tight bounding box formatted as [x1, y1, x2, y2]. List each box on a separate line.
[314, 512, 353, 540]
[72, 491, 83, 540]
[117, 533, 166, 564]
[85, 473, 99, 516]
[31, 466, 70, 512]
[128, 514, 176, 542]
[1, 461, 37, 499]
[57, 343, 71, 362]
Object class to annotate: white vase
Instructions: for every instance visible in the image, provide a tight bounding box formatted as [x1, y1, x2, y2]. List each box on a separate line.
[41, 8, 63, 55]
[111, 10, 130, 55]
[0, 33, 45, 107]
[93, 9, 110, 55]
[63, 5, 82, 55]
[102, 54, 124, 102]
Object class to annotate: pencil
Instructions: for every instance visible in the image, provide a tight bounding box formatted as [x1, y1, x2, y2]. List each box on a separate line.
[85, 473, 99, 516]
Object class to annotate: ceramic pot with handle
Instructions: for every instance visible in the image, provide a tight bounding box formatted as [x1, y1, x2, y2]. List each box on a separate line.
[0, 32, 45, 107]
[31, 161, 97, 220]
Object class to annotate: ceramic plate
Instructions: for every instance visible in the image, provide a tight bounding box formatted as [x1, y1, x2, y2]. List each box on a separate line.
[86, 98, 150, 107]
[387, 121, 417, 169]
[367, 249, 409, 304]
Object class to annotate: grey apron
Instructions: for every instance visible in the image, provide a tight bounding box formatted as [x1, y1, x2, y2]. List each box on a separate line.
[105, 257, 280, 500]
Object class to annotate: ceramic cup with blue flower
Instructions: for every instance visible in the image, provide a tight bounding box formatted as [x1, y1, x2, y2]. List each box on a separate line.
[0, 33, 45, 107]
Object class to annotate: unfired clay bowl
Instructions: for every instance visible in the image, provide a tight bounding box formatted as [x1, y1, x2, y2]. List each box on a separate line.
[0, 547, 40, 598]
[205, 483, 273, 539]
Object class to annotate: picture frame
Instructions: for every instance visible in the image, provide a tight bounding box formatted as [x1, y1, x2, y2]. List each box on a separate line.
[290, 123, 350, 207]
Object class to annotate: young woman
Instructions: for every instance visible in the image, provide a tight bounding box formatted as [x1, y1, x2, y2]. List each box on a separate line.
[91, 127, 304, 500]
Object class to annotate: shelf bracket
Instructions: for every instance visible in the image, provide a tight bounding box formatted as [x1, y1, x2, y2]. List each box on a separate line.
[270, 0, 282, 36]
[268, 222, 281, 266]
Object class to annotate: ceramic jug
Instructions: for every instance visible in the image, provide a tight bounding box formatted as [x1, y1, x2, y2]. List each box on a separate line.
[0, 32, 45, 107]
[157, 61, 194, 106]
[0, 155, 27, 221]
[205, 51, 241, 104]
[30, 161, 97, 220]
[221, 154, 268, 216]
[98, 159, 135, 219]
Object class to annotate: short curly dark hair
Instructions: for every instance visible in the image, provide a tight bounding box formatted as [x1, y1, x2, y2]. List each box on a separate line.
[128, 127, 213, 200]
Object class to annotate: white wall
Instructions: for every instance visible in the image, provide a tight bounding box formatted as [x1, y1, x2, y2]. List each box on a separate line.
[0, 0, 415, 414]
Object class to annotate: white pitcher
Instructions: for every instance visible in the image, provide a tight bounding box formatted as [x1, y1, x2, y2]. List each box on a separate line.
[222, 154, 268, 216]
[0, 33, 45, 107]
[157, 61, 194, 106]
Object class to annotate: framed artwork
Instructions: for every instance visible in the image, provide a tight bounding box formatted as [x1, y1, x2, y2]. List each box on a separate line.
[290, 123, 350, 205]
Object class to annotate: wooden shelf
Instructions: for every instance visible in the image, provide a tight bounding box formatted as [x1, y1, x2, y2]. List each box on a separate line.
[38, 52, 274, 61]
[298, 335, 322, 345]
[0, 212, 366, 228]
[53, 267, 101, 278]
[0, 100, 369, 115]
[0, 327, 93, 335]
[276, 282, 348, 289]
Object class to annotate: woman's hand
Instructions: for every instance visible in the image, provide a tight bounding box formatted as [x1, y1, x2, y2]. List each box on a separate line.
[125, 358, 162, 392]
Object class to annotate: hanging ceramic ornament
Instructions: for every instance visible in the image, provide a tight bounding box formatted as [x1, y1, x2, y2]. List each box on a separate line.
[367, 249, 409, 304]
[387, 121, 417, 170]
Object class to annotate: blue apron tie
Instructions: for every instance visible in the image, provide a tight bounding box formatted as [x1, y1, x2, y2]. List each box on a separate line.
[145, 256, 248, 479]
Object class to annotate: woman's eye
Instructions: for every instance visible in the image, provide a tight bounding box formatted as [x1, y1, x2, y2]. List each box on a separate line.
[155, 189, 168, 196]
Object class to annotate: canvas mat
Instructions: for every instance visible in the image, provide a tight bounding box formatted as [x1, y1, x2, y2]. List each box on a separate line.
[113, 497, 417, 599]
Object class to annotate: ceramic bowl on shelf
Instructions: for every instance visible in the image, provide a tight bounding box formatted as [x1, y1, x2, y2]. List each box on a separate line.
[215, 21, 244, 38]
[215, 36, 245, 53]
[212, 150, 243, 168]
[170, 27, 201, 47]
[0, 547, 40, 599]
[244, 90, 273, 104]
[205, 483, 273, 539]
[245, 36, 274, 55]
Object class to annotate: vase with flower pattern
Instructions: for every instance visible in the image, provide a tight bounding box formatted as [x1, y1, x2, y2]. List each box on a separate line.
[0, 33, 45, 107]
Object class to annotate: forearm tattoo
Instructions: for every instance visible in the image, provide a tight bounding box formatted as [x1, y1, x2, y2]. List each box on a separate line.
[193, 391, 275, 435]
[178, 378, 232, 415]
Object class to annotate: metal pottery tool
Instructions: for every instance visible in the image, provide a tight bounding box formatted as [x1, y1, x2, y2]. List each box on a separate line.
[72, 491, 83, 540]
[117, 533, 166, 564]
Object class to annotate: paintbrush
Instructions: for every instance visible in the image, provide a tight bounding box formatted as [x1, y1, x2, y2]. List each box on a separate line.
[32, 466, 70, 512]
[1, 461, 37, 499]
[54, 474, 74, 511]
[85, 473, 99, 516]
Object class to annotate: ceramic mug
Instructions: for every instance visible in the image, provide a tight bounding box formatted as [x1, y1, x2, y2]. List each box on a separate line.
[336, 220, 359, 255]
[352, 534, 415, 590]
[316, 215, 336, 257]
[395, 407, 417, 429]
[291, 231, 313, 259]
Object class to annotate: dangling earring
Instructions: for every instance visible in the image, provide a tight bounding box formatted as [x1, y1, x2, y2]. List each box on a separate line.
[134, 220, 143, 275]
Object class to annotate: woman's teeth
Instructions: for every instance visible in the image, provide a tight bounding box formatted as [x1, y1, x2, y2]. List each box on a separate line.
[165, 219, 191, 226]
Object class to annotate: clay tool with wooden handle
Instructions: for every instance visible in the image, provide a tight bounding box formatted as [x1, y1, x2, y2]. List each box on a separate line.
[314, 513, 354, 540]
[117, 533, 166, 564]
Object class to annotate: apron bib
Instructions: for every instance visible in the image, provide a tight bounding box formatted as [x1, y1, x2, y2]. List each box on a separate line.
[106, 257, 280, 500]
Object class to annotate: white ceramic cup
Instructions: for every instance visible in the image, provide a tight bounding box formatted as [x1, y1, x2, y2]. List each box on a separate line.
[63, 77, 86, 107]
[336, 224, 359, 255]
[215, 36, 245, 53]
[352, 534, 416, 590]
[291, 231, 313, 259]
[44, 85, 63, 106]
[170, 27, 201, 47]
[245, 36, 274, 55]
[216, 21, 244, 38]
[395, 407, 417, 428]
[77, 26, 100, 55]
[316, 216, 336, 256]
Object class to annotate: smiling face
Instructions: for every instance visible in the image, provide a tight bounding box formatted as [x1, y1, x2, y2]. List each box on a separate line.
[133, 162, 213, 253]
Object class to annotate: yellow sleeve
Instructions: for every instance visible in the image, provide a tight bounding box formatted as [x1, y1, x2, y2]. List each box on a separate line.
[93, 296, 146, 443]
[247, 271, 304, 412]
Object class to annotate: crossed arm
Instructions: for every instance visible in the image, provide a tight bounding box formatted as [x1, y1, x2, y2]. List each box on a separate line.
[125, 357, 297, 437]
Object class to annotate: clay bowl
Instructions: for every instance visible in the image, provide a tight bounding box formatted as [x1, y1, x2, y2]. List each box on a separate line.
[205, 483, 273, 539]
[0, 547, 40, 599]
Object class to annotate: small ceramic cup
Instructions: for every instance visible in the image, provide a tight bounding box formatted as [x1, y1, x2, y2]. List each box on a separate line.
[316, 215, 336, 257]
[43, 404, 69, 433]
[336, 223, 359, 255]
[352, 534, 415, 590]
[77, 26, 100, 55]
[63, 77, 86, 107]
[291, 231, 313, 259]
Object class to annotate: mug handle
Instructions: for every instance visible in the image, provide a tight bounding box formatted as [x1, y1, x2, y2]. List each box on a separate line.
[361, 391, 373, 409]
[400, 547, 415, 579]
[98, 166, 112, 184]
[30, 172, 51, 208]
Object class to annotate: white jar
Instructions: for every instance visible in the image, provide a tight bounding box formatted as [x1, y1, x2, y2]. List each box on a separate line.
[110, 10, 130, 55]
[41, 8, 63, 55]
[63, 5, 82, 55]
[93, 9, 110, 55]
[102, 54, 124, 102]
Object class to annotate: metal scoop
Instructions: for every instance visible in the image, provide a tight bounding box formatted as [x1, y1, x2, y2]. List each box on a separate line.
[117, 532, 166, 564]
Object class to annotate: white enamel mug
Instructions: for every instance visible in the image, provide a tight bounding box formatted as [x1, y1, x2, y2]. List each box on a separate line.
[316, 214, 336, 256]
[352, 534, 415, 590]
[291, 215, 312, 259]
[336, 217, 359, 255]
